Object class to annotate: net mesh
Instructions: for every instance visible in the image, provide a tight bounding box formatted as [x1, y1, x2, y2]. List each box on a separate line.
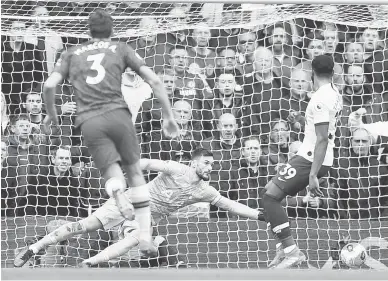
[1, 1, 388, 269]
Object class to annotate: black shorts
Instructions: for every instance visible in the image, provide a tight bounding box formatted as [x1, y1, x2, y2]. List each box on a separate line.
[81, 108, 140, 174]
[272, 155, 330, 196]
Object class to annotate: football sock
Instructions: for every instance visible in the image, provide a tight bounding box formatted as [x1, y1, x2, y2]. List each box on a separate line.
[30, 222, 86, 254]
[262, 193, 296, 250]
[131, 185, 152, 241]
[86, 236, 139, 265]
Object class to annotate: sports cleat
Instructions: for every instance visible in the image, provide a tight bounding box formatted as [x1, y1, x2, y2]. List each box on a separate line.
[112, 189, 135, 221]
[268, 246, 285, 268]
[14, 248, 34, 268]
[272, 247, 306, 269]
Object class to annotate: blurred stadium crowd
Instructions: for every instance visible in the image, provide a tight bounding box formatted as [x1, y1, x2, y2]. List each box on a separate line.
[1, 2, 388, 224]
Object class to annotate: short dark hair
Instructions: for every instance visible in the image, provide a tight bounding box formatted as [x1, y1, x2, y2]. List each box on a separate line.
[10, 114, 30, 126]
[169, 45, 188, 55]
[88, 9, 113, 39]
[242, 136, 260, 147]
[191, 147, 213, 160]
[312, 54, 334, 78]
[50, 145, 71, 158]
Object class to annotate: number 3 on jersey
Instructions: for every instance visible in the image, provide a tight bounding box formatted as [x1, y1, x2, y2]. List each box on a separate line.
[86, 53, 106, 85]
[278, 163, 296, 181]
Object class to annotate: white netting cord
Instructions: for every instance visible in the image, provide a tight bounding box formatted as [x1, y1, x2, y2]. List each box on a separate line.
[1, 2, 388, 269]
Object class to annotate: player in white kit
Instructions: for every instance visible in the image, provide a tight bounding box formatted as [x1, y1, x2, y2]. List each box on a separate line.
[261, 55, 343, 269]
[14, 148, 264, 267]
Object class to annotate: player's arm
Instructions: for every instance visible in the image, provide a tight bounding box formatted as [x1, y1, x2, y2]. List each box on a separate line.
[213, 196, 265, 221]
[201, 186, 265, 221]
[309, 101, 330, 197]
[139, 159, 185, 175]
[43, 52, 70, 125]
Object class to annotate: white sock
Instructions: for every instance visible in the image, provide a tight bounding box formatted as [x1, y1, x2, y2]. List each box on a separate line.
[131, 186, 152, 240]
[284, 245, 297, 254]
[275, 243, 282, 250]
[87, 236, 139, 265]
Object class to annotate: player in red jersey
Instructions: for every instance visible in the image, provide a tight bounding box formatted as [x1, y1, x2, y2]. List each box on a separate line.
[40, 9, 179, 256]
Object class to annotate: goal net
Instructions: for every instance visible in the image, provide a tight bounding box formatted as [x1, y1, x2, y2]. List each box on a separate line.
[1, 1, 388, 269]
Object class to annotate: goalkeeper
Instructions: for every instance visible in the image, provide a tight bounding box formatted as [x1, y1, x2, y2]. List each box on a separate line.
[14, 148, 265, 267]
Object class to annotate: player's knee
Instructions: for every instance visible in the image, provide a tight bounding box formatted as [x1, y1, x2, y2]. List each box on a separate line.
[105, 176, 126, 197]
[65, 221, 86, 235]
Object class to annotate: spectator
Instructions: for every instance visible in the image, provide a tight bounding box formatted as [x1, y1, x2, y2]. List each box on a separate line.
[244, 47, 287, 143]
[286, 68, 311, 138]
[359, 27, 388, 95]
[24, 5, 64, 75]
[30, 145, 83, 217]
[322, 28, 343, 63]
[236, 30, 258, 76]
[168, 45, 213, 118]
[161, 100, 202, 160]
[207, 47, 244, 89]
[187, 24, 217, 78]
[267, 24, 299, 89]
[335, 128, 388, 219]
[3, 114, 48, 216]
[260, 119, 293, 179]
[122, 67, 152, 123]
[202, 72, 259, 138]
[343, 41, 364, 64]
[297, 33, 344, 90]
[128, 17, 168, 74]
[236, 136, 266, 209]
[201, 113, 241, 217]
[338, 64, 388, 153]
[1, 21, 44, 114]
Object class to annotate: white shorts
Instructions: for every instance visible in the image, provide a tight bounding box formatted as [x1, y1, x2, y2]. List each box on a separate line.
[92, 197, 128, 230]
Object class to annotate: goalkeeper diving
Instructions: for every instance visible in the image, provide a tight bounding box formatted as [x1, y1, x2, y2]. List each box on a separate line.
[14, 148, 265, 267]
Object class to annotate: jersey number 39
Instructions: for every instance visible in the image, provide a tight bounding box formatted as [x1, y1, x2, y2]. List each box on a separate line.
[86, 53, 106, 85]
[278, 163, 297, 181]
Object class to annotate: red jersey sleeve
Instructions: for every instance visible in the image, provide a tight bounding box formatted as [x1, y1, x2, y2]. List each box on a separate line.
[53, 50, 71, 80]
[122, 44, 145, 74]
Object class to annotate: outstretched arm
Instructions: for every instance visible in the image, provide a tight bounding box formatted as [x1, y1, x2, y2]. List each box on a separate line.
[139, 159, 185, 175]
[213, 196, 265, 221]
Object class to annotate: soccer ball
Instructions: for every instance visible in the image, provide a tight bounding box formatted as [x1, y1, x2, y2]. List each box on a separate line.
[340, 242, 367, 268]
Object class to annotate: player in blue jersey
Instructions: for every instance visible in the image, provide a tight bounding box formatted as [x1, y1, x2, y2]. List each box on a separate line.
[14, 148, 265, 267]
[38, 9, 179, 258]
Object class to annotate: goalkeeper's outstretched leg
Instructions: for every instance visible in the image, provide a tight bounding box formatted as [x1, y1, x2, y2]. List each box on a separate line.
[13, 216, 103, 267]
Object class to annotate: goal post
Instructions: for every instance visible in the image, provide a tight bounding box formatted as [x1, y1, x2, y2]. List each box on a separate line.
[1, 1, 388, 269]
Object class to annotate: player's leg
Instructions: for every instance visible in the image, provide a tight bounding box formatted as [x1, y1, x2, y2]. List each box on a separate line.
[262, 156, 310, 269]
[110, 108, 155, 255]
[14, 215, 103, 267]
[82, 220, 146, 266]
[123, 161, 157, 256]
[80, 114, 134, 221]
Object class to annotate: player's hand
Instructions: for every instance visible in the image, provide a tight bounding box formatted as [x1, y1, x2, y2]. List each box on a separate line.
[287, 110, 302, 123]
[308, 197, 321, 208]
[61, 101, 77, 115]
[162, 118, 180, 139]
[43, 114, 59, 134]
[308, 175, 324, 197]
[348, 108, 366, 128]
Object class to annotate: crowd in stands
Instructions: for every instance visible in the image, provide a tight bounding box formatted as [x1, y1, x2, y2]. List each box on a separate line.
[1, 2, 388, 221]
